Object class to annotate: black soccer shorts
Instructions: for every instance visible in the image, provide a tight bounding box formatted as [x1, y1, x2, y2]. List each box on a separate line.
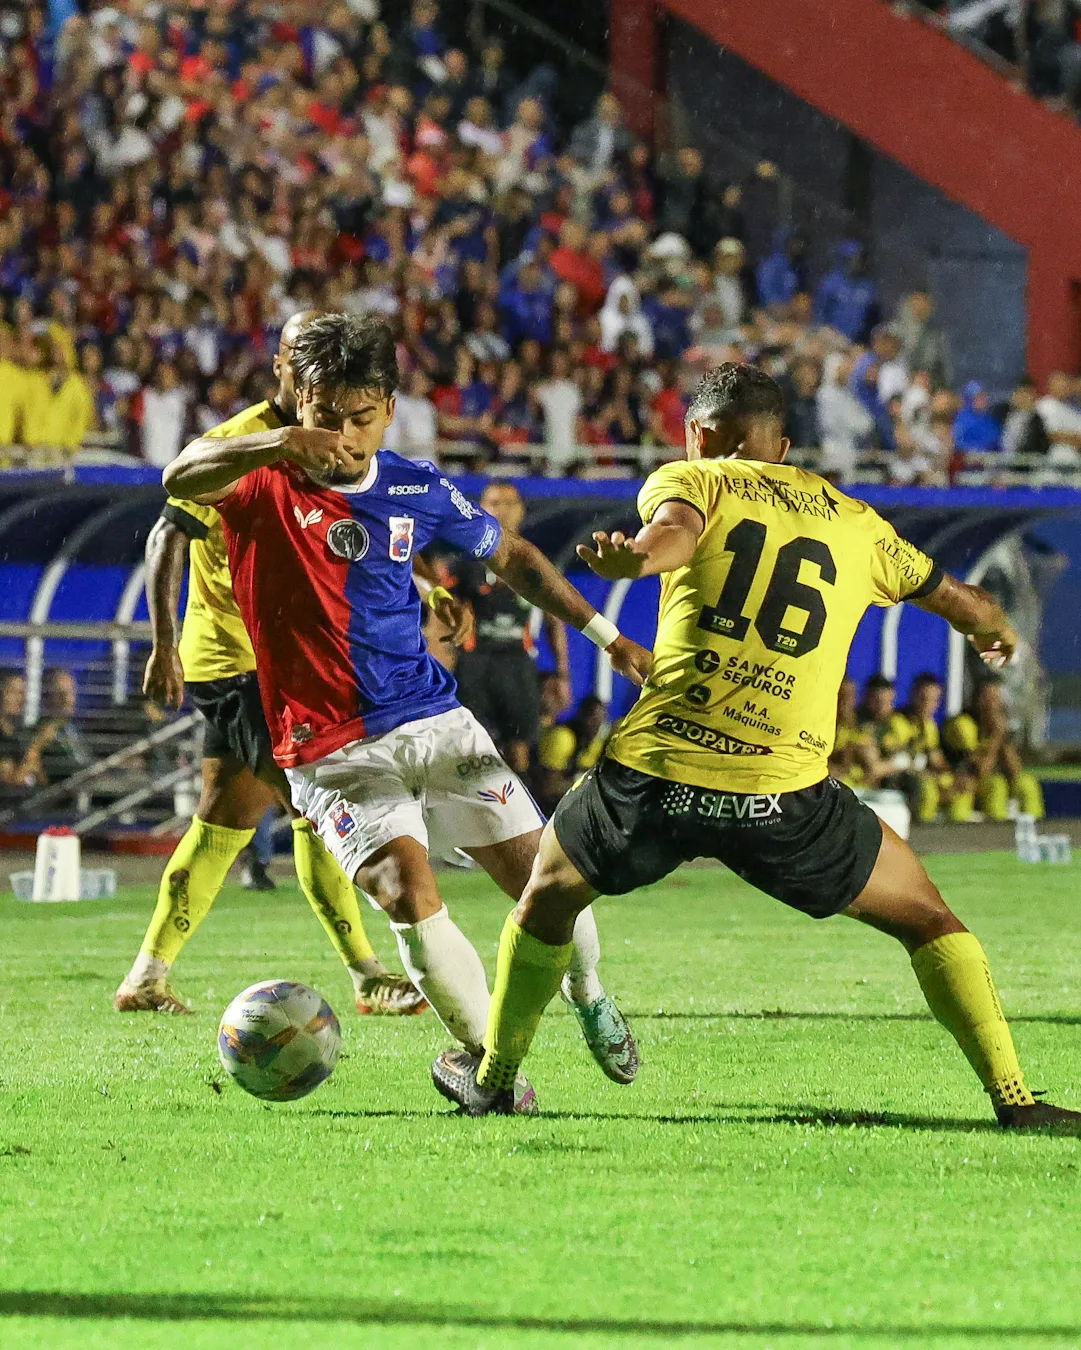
[553, 757, 884, 919]
[454, 647, 542, 746]
[187, 673, 273, 773]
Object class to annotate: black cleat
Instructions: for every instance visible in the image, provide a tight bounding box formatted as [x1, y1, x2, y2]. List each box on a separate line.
[997, 1099, 1081, 1134]
[240, 852, 276, 892]
[431, 1048, 538, 1117]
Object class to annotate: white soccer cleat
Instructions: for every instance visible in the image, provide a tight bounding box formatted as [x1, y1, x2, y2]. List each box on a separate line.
[561, 981, 639, 1084]
[355, 973, 429, 1016]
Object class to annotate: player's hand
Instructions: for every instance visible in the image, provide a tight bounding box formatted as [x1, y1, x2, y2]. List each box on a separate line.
[431, 593, 475, 647]
[606, 635, 653, 687]
[552, 674, 574, 714]
[279, 426, 363, 479]
[968, 624, 1018, 669]
[576, 531, 648, 581]
[143, 645, 185, 709]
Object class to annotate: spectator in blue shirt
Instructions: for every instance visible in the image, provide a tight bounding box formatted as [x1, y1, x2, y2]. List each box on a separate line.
[499, 261, 554, 346]
[849, 352, 895, 448]
[815, 240, 880, 343]
[953, 381, 1002, 452]
[756, 228, 808, 309]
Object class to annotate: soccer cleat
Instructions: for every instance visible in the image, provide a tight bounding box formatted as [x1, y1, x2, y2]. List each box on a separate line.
[113, 979, 194, 1015]
[240, 855, 276, 892]
[355, 974, 429, 1017]
[561, 985, 639, 1084]
[431, 1048, 538, 1117]
[997, 1099, 1081, 1134]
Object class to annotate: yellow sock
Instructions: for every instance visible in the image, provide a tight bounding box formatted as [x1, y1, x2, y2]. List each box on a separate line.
[478, 915, 575, 1092]
[911, 932, 1034, 1109]
[291, 818, 379, 972]
[140, 817, 254, 964]
[948, 789, 975, 822]
[978, 773, 1010, 821]
[1015, 772, 1045, 820]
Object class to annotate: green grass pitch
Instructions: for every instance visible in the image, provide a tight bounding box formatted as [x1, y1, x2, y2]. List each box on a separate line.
[2, 853, 1080, 1350]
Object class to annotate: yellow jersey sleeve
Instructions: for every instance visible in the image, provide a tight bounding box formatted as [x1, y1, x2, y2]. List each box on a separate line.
[867, 514, 942, 607]
[637, 460, 713, 526]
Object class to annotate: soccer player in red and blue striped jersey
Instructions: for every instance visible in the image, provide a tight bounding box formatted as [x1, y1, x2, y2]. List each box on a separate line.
[164, 314, 651, 1105]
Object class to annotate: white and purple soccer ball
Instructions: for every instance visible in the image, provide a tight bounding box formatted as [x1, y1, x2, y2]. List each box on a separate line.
[217, 980, 341, 1101]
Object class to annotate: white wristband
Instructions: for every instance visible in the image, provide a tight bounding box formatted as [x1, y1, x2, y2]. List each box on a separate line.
[581, 613, 621, 650]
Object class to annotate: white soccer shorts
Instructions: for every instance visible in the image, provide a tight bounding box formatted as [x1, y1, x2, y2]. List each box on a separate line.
[286, 705, 543, 880]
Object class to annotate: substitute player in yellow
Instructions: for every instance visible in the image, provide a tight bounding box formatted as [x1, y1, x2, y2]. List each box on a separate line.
[115, 314, 428, 1016]
[433, 362, 1081, 1130]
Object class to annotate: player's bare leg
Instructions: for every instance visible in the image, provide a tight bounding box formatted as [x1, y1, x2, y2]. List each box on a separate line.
[432, 822, 600, 1114]
[256, 760, 425, 1016]
[844, 821, 1081, 1132]
[467, 829, 638, 1084]
[359, 835, 537, 1114]
[115, 756, 269, 1013]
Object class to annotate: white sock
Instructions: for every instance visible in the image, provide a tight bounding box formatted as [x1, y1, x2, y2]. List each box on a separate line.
[390, 904, 490, 1053]
[126, 953, 170, 987]
[346, 957, 388, 994]
[562, 906, 604, 1007]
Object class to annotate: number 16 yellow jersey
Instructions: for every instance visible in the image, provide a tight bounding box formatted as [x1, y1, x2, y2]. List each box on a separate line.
[605, 457, 941, 794]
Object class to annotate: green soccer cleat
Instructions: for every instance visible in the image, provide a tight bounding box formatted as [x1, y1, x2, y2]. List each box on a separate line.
[562, 985, 639, 1085]
[431, 1048, 538, 1117]
[997, 1099, 1081, 1134]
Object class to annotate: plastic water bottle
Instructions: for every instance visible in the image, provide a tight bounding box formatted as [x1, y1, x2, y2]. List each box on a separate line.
[1014, 814, 1041, 864]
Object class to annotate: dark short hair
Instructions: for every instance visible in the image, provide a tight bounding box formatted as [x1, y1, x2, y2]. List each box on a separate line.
[290, 313, 399, 399]
[866, 674, 895, 692]
[686, 362, 784, 427]
[910, 671, 942, 691]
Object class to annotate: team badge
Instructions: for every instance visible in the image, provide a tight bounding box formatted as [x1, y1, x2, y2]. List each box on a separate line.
[330, 802, 357, 839]
[326, 519, 370, 561]
[290, 723, 313, 744]
[477, 782, 515, 805]
[388, 515, 415, 562]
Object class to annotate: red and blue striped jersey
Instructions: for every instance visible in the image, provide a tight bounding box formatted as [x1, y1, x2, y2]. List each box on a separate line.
[215, 450, 502, 767]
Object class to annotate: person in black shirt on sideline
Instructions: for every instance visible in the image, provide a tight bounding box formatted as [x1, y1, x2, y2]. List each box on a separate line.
[449, 483, 572, 774]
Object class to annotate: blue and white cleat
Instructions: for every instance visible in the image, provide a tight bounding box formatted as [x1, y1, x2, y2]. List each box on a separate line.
[562, 984, 639, 1084]
[431, 1048, 538, 1117]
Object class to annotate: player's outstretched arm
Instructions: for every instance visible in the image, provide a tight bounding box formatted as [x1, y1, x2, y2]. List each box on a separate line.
[162, 427, 357, 502]
[488, 531, 653, 686]
[576, 501, 704, 581]
[912, 573, 1018, 669]
[142, 517, 188, 709]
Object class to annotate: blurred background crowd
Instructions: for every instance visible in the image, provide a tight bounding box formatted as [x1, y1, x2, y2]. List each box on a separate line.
[1, 0, 1078, 484]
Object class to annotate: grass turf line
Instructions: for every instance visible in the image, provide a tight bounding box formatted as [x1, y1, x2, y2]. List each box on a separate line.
[1, 852, 1080, 1350]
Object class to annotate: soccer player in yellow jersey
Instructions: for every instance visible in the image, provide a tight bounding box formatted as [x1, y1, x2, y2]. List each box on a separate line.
[433, 362, 1081, 1129]
[115, 314, 427, 1016]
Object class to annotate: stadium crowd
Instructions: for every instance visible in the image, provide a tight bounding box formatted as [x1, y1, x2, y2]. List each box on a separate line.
[0, 0, 1076, 483]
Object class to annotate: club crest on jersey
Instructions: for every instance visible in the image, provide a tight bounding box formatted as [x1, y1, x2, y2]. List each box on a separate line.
[388, 515, 415, 562]
[330, 801, 357, 839]
[294, 505, 323, 529]
[290, 722, 314, 744]
[326, 518, 370, 561]
[477, 781, 515, 805]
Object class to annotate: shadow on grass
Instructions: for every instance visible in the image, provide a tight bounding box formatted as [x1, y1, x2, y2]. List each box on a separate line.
[636, 1010, 1081, 1025]
[540, 1107, 1000, 1133]
[0, 1291, 1075, 1339]
[306, 1103, 1009, 1134]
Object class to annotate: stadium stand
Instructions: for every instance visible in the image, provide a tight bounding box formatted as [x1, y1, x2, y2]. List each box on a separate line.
[0, 0, 1078, 488]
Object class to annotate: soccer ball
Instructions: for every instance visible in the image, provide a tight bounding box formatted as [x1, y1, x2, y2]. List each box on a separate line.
[217, 980, 341, 1101]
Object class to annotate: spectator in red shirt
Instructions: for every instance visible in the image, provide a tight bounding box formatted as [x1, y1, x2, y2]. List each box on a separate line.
[549, 220, 608, 315]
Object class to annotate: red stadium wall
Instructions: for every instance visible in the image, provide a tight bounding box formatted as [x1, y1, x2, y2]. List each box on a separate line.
[614, 0, 1081, 383]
